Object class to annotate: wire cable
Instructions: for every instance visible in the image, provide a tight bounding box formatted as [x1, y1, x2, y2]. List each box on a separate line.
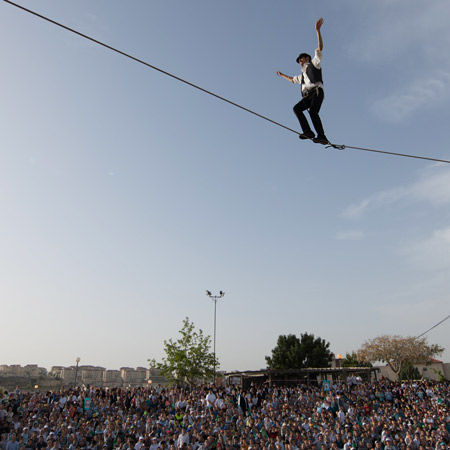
[416, 313, 450, 339]
[4, 0, 450, 165]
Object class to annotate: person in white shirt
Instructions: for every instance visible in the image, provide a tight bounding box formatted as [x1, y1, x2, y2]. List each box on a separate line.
[149, 438, 160, 450]
[277, 18, 329, 145]
[205, 390, 216, 409]
[177, 429, 189, 449]
[135, 437, 145, 450]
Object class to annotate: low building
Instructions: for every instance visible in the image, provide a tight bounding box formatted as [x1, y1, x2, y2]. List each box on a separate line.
[378, 359, 450, 381]
[225, 367, 380, 389]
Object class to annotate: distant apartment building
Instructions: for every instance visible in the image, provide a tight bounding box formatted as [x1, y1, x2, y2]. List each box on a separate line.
[0, 365, 23, 376]
[103, 370, 122, 387]
[61, 367, 76, 384]
[23, 365, 39, 377]
[81, 366, 105, 385]
[0, 364, 43, 377]
[120, 367, 147, 386]
[0, 365, 11, 374]
[1, 364, 166, 387]
[50, 366, 65, 379]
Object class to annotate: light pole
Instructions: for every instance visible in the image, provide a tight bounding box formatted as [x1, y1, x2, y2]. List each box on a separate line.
[205, 290, 225, 383]
[74, 357, 80, 386]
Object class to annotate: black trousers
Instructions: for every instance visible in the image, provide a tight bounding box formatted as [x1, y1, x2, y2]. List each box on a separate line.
[293, 87, 326, 136]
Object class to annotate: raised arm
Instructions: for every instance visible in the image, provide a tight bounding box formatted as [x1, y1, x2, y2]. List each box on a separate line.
[315, 18, 324, 51]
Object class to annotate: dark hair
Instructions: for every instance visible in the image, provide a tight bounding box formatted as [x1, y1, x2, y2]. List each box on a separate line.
[296, 53, 311, 63]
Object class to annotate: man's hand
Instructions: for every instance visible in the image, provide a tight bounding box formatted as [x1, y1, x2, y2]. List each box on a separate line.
[315, 17, 324, 32]
[276, 71, 294, 82]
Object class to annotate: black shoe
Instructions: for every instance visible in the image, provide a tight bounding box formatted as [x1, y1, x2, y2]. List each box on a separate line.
[313, 135, 329, 145]
[299, 131, 315, 140]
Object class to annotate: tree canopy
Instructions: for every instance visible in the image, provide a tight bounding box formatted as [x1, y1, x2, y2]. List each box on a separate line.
[266, 332, 333, 369]
[149, 317, 218, 386]
[341, 351, 372, 368]
[399, 361, 422, 381]
[357, 334, 444, 380]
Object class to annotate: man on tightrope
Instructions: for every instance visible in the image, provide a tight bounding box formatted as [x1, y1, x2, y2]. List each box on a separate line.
[277, 18, 329, 145]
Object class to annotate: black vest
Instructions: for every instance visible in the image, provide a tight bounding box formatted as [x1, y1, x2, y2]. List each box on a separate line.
[303, 63, 323, 85]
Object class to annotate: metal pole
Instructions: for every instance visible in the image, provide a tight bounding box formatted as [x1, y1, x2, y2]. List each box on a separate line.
[213, 297, 217, 383]
[205, 291, 225, 385]
[74, 357, 80, 386]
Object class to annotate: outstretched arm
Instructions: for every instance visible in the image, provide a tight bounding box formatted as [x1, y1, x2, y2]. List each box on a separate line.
[276, 71, 294, 82]
[315, 18, 324, 51]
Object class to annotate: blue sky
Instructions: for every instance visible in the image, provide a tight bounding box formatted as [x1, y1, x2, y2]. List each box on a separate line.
[1, 0, 449, 372]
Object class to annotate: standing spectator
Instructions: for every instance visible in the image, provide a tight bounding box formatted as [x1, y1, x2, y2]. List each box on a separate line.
[135, 438, 145, 450]
[6, 435, 19, 450]
[205, 392, 216, 410]
[150, 439, 160, 450]
[177, 430, 189, 449]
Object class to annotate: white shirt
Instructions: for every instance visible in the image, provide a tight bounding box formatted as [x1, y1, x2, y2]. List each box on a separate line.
[205, 393, 216, 408]
[177, 433, 190, 448]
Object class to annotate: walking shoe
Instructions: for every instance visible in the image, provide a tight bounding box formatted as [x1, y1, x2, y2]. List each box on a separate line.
[299, 131, 315, 140]
[313, 135, 329, 145]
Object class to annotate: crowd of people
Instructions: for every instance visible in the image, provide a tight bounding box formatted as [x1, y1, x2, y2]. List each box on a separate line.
[1, 379, 449, 450]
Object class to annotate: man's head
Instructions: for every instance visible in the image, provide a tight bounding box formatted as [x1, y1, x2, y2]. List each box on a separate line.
[296, 53, 311, 66]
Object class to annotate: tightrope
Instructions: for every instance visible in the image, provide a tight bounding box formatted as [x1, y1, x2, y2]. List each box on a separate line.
[4, 0, 450, 165]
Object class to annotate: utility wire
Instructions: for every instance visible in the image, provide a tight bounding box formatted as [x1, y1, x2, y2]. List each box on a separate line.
[416, 313, 450, 339]
[5, 0, 450, 165]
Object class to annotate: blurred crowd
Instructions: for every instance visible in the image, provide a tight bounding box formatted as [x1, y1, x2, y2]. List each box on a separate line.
[1, 379, 449, 450]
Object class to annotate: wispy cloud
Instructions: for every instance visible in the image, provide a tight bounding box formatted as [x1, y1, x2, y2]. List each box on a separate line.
[335, 230, 365, 241]
[347, 2, 450, 121]
[342, 166, 450, 219]
[409, 166, 450, 205]
[401, 226, 450, 272]
[372, 71, 450, 121]
[348, 2, 450, 64]
[342, 187, 408, 219]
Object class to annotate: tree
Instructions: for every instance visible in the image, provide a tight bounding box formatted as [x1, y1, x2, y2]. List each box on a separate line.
[357, 335, 444, 380]
[341, 351, 372, 368]
[266, 332, 333, 369]
[149, 317, 218, 386]
[399, 361, 421, 381]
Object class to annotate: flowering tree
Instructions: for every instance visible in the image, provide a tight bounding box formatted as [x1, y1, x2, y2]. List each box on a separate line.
[357, 335, 443, 380]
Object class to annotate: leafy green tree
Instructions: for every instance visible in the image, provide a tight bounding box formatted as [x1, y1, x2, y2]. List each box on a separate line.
[341, 351, 372, 368]
[266, 332, 333, 369]
[399, 361, 421, 381]
[149, 317, 218, 386]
